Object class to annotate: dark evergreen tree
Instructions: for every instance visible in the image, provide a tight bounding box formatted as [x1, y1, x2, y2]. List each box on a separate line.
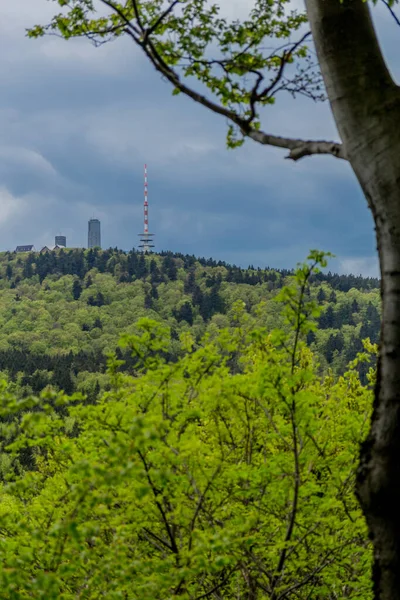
[87, 292, 105, 307]
[325, 332, 344, 364]
[334, 303, 355, 327]
[175, 301, 194, 326]
[329, 290, 337, 303]
[87, 249, 96, 269]
[93, 317, 103, 330]
[365, 302, 380, 343]
[162, 256, 177, 281]
[137, 255, 148, 279]
[184, 270, 196, 294]
[97, 250, 109, 273]
[192, 285, 204, 308]
[127, 252, 139, 278]
[317, 288, 326, 304]
[149, 259, 162, 284]
[306, 331, 316, 346]
[205, 275, 216, 288]
[96, 292, 106, 307]
[318, 305, 335, 329]
[72, 279, 83, 300]
[200, 286, 225, 320]
[360, 322, 370, 341]
[325, 334, 336, 363]
[73, 251, 86, 278]
[52, 364, 74, 395]
[22, 255, 34, 279]
[144, 292, 153, 310]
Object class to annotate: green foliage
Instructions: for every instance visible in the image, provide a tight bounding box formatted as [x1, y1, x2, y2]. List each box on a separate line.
[27, 0, 322, 148]
[0, 253, 373, 598]
[0, 248, 381, 396]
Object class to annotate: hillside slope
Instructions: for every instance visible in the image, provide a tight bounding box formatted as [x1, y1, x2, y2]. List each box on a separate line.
[0, 248, 380, 394]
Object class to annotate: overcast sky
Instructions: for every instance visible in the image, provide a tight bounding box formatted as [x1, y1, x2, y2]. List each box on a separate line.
[0, 0, 398, 275]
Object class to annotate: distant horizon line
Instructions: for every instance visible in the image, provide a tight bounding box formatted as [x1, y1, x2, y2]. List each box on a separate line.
[0, 247, 381, 281]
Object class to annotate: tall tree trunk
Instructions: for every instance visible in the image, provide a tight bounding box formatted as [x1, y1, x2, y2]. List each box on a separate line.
[305, 0, 400, 598]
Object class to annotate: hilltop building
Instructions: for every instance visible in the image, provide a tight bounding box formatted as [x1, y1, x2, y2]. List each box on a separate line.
[55, 235, 66, 247]
[15, 245, 35, 253]
[88, 219, 101, 249]
[40, 245, 66, 253]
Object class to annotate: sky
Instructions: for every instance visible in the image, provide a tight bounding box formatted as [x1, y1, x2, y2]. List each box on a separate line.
[0, 0, 399, 276]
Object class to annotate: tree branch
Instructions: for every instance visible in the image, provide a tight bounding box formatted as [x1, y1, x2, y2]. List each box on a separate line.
[382, 0, 400, 27]
[245, 129, 346, 161]
[270, 402, 301, 599]
[98, 0, 346, 163]
[137, 449, 180, 557]
[255, 32, 312, 102]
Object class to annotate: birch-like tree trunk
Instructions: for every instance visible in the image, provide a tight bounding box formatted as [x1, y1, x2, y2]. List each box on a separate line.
[305, 1, 400, 598]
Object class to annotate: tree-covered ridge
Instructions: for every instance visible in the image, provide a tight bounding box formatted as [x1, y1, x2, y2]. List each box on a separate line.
[0, 248, 380, 395]
[0, 253, 374, 598]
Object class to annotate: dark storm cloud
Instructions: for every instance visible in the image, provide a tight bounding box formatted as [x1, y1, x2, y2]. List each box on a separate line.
[0, 0, 396, 274]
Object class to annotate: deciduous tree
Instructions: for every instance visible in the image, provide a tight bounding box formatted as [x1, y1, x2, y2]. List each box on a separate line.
[26, 3, 400, 593]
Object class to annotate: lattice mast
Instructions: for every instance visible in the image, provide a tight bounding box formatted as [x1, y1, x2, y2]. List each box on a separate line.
[138, 163, 155, 253]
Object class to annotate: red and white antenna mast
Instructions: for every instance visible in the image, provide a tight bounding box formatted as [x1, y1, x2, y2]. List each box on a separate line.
[138, 163, 155, 253]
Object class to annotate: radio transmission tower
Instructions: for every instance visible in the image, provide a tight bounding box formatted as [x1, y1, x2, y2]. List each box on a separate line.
[138, 163, 155, 253]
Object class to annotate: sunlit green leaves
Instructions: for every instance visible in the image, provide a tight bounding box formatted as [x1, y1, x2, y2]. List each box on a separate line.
[0, 255, 373, 598]
[27, 0, 319, 148]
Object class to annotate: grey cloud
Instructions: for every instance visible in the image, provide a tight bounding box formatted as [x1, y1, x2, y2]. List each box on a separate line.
[0, 0, 397, 272]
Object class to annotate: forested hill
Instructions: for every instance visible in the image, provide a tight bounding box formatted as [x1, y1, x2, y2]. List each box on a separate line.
[0, 248, 380, 395]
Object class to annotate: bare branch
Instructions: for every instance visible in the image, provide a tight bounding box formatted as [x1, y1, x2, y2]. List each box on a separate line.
[246, 129, 346, 161]
[270, 404, 301, 598]
[137, 449, 180, 558]
[256, 32, 312, 102]
[194, 568, 237, 600]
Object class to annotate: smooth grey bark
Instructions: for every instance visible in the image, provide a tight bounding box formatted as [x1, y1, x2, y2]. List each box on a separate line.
[305, 1, 400, 598]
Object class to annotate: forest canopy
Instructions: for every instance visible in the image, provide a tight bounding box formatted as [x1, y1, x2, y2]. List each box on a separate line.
[0, 248, 380, 396]
[0, 251, 375, 598]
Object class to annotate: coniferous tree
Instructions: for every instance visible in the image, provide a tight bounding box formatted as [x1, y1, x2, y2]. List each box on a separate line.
[318, 305, 335, 329]
[149, 260, 162, 284]
[137, 255, 148, 279]
[192, 285, 204, 308]
[334, 303, 355, 327]
[87, 249, 96, 269]
[72, 279, 83, 300]
[184, 270, 196, 295]
[306, 330, 316, 346]
[317, 288, 326, 304]
[22, 255, 34, 279]
[162, 255, 178, 281]
[144, 292, 153, 310]
[175, 301, 194, 326]
[150, 285, 159, 300]
[127, 252, 138, 278]
[93, 317, 103, 330]
[87, 292, 105, 307]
